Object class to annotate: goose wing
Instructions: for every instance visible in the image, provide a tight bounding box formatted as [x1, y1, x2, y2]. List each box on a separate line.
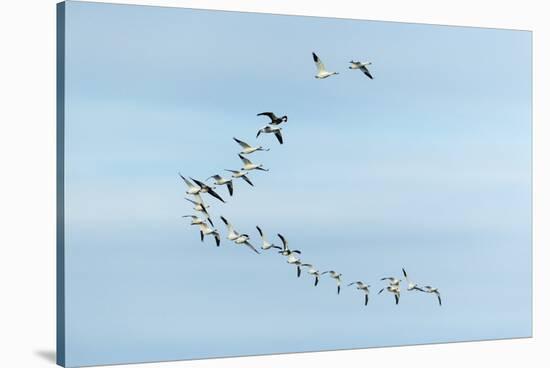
[256, 226, 264, 238]
[190, 178, 209, 189]
[312, 52, 326, 73]
[274, 130, 283, 144]
[257, 112, 277, 122]
[277, 233, 288, 251]
[205, 185, 225, 203]
[233, 137, 252, 149]
[206, 174, 222, 181]
[239, 154, 253, 165]
[192, 193, 204, 204]
[179, 173, 195, 189]
[359, 65, 373, 79]
[241, 174, 254, 186]
[245, 242, 260, 254]
[226, 180, 233, 196]
[185, 197, 199, 206]
[402, 268, 410, 283]
[220, 216, 233, 231]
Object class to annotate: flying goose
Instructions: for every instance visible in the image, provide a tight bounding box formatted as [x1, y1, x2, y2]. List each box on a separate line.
[257, 112, 288, 125]
[206, 174, 233, 196]
[239, 154, 269, 172]
[301, 264, 322, 286]
[256, 226, 282, 251]
[185, 195, 213, 226]
[233, 234, 260, 254]
[256, 125, 283, 145]
[190, 177, 225, 203]
[381, 277, 401, 286]
[277, 233, 301, 256]
[220, 216, 240, 241]
[378, 284, 401, 305]
[321, 271, 343, 294]
[198, 223, 221, 246]
[312, 52, 338, 79]
[423, 286, 442, 306]
[224, 169, 254, 186]
[349, 60, 374, 79]
[286, 252, 303, 277]
[182, 215, 206, 226]
[233, 137, 270, 155]
[179, 173, 201, 195]
[402, 268, 425, 292]
[347, 281, 372, 306]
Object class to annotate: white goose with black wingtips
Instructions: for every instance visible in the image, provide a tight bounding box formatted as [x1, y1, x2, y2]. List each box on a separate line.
[349, 60, 374, 79]
[220, 216, 240, 241]
[239, 154, 269, 172]
[206, 174, 233, 196]
[347, 281, 371, 306]
[312, 52, 338, 79]
[321, 270, 343, 294]
[256, 124, 283, 145]
[225, 169, 254, 186]
[256, 226, 282, 251]
[198, 223, 220, 247]
[233, 137, 270, 155]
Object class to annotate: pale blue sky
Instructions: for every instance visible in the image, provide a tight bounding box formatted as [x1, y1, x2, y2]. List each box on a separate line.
[62, 1, 531, 366]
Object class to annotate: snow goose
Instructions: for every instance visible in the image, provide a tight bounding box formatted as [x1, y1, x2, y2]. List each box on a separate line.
[321, 271, 343, 294]
[423, 286, 442, 306]
[256, 125, 283, 145]
[182, 215, 206, 226]
[402, 268, 425, 292]
[190, 177, 225, 203]
[206, 174, 233, 196]
[286, 252, 303, 277]
[276, 233, 301, 256]
[378, 284, 401, 305]
[256, 226, 282, 251]
[220, 216, 240, 241]
[224, 169, 254, 186]
[380, 277, 401, 286]
[233, 234, 260, 254]
[179, 173, 201, 195]
[185, 195, 213, 226]
[347, 281, 371, 306]
[301, 264, 322, 286]
[239, 154, 269, 172]
[312, 52, 338, 79]
[349, 60, 374, 79]
[198, 223, 220, 246]
[233, 137, 270, 155]
[256, 112, 288, 125]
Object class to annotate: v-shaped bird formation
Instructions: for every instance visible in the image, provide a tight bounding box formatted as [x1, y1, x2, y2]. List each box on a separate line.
[180, 52, 442, 307]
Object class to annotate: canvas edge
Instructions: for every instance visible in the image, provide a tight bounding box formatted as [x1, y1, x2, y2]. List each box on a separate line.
[56, 1, 66, 367]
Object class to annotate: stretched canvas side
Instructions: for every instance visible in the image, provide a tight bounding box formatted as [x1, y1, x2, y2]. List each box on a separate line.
[56, 2, 66, 367]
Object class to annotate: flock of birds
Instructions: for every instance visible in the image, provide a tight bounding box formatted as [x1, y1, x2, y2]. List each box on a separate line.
[179, 52, 442, 307]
